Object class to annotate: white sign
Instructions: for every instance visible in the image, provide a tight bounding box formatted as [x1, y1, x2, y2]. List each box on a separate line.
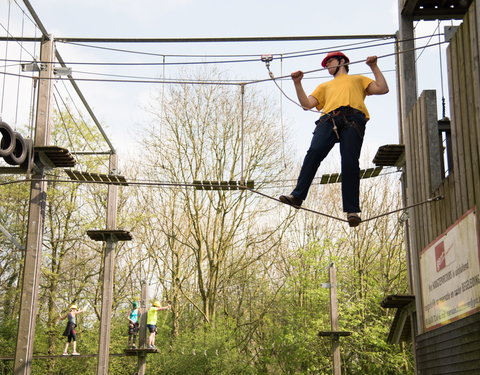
[420, 208, 480, 331]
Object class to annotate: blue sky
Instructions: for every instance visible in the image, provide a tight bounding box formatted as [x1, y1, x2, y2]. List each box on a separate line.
[0, 0, 455, 173]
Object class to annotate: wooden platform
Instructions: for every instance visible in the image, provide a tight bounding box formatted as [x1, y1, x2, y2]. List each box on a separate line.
[318, 331, 352, 338]
[193, 180, 254, 190]
[86, 229, 132, 242]
[65, 169, 128, 186]
[381, 295, 415, 344]
[373, 144, 405, 167]
[402, 0, 473, 20]
[124, 347, 159, 356]
[319, 166, 383, 184]
[0, 353, 126, 360]
[35, 146, 76, 168]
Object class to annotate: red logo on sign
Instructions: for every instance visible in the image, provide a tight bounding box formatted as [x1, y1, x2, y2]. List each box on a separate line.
[435, 242, 446, 272]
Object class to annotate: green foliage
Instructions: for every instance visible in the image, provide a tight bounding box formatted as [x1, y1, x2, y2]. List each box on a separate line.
[150, 320, 256, 375]
[0, 318, 17, 357]
[0, 81, 414, 375]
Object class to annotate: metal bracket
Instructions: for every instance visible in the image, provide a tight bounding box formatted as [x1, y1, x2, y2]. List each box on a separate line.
[260, 54, 273, 63]
[444, 26, 458, 42]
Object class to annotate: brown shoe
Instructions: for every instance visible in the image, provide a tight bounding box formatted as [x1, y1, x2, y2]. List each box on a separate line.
[347, 213, 361, 227]
[279, 194, 303, 208]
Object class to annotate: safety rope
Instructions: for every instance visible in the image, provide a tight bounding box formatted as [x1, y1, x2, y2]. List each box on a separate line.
[255, 38, 449, 88]
[243, 185, 444, 224]
[361, 195, 444, 223]
[1, 176, 443, 225]
[244, 186, 347, 222]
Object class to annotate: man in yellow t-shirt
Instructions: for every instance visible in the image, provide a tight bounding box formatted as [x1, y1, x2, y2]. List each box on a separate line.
[279, 51, 389, 227]
[146, 300, 171, 349]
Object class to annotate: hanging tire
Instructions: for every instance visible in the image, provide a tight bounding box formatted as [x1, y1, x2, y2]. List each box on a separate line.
[3, 132, 29, 165]
[0, 121, 16, 157]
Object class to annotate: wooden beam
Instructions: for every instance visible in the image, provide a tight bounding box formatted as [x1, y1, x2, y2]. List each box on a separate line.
[14, 35, 54, 375]
[96, 154, 119, 375]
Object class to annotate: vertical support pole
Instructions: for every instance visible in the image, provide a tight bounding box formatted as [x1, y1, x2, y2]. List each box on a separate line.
[329, 264, 341, 375]
[240, 84, 245, 185]
[14, 35, 54, 375]
[394, 33, 403, 143]
[137, 280, 148, 375]
[398, 10, 417, 134]
[96, 153, 119, 375]
[398, 4, 422, 347]
[397, 6, 418, 296]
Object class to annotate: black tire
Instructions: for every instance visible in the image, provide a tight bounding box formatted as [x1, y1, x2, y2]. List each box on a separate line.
[0, 121, 16, 157]
[3, 132, 29, 165]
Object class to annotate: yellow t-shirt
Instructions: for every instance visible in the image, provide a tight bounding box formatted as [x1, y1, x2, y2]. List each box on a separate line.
[147, 307, 158, 325]
[310, 74, 373, 119]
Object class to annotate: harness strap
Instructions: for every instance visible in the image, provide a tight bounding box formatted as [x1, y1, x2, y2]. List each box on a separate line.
[331, 117, 340, 140]
[327, 109, 341, 140]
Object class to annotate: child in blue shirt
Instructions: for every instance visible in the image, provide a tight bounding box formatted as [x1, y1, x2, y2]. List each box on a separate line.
[127, 301, 140, 348]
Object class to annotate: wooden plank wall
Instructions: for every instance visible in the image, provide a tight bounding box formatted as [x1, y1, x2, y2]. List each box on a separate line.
[403, 1, 480, 373]
[405, 90, 440, 252]
[405, 0, 480, 260]
[416, 311, 480, 374]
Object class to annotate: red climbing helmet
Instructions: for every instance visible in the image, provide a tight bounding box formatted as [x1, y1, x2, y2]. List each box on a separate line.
[321, 51, 350, 68]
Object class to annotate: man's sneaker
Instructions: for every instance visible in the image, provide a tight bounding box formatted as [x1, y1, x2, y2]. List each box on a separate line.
[347, 213, 361, 227]
[71, 352, 80, 356]
[149, 345, 156, 349]
[62, 352, 68, 356]
[279, 194, 303, 208]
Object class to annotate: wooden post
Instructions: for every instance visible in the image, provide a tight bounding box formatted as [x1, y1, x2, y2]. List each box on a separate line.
[13, 35, 54, 375]
[96, 153, 119, 375]
[397, 2, 424, 340]
[329, 264, 341, 375]
[397, 6, 417, 132]
[137, 280, 148, 375]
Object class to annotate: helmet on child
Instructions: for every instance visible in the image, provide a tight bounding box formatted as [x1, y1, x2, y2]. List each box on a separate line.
[132, 301, 139, 308]
[70, 304, 78, 310]
[321, 51, 350, 68]
[153, 301, 161, 307]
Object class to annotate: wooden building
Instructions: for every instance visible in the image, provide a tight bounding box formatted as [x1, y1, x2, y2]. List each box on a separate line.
[380, 0, 480, 373]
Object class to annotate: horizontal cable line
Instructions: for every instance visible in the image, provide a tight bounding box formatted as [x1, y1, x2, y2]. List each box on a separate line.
[58, 37, 394, 59]
[5, 39, 384, 66]
[0, 178, 231, 189]
[244, 38, 449, 86]
[71, 66, 396, 83]
[0, 63, 21, 69]
[0, 35, 395, 44]
[0, 70, 244, 85]
[71, 69, 249, 83]
[0, 65, 403, 86]
[52, 34, 396, 43]
[0, 62, 395, 84]
[1, 167, 399, 190]
[1, 34, 439, 68]
[0, 35, 446, 88]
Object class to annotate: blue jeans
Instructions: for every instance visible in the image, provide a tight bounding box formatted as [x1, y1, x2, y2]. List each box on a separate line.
[291, 107, 367, 213]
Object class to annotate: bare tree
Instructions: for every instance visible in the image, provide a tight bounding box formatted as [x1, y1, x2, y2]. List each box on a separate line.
[136, 70, 293, 325]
